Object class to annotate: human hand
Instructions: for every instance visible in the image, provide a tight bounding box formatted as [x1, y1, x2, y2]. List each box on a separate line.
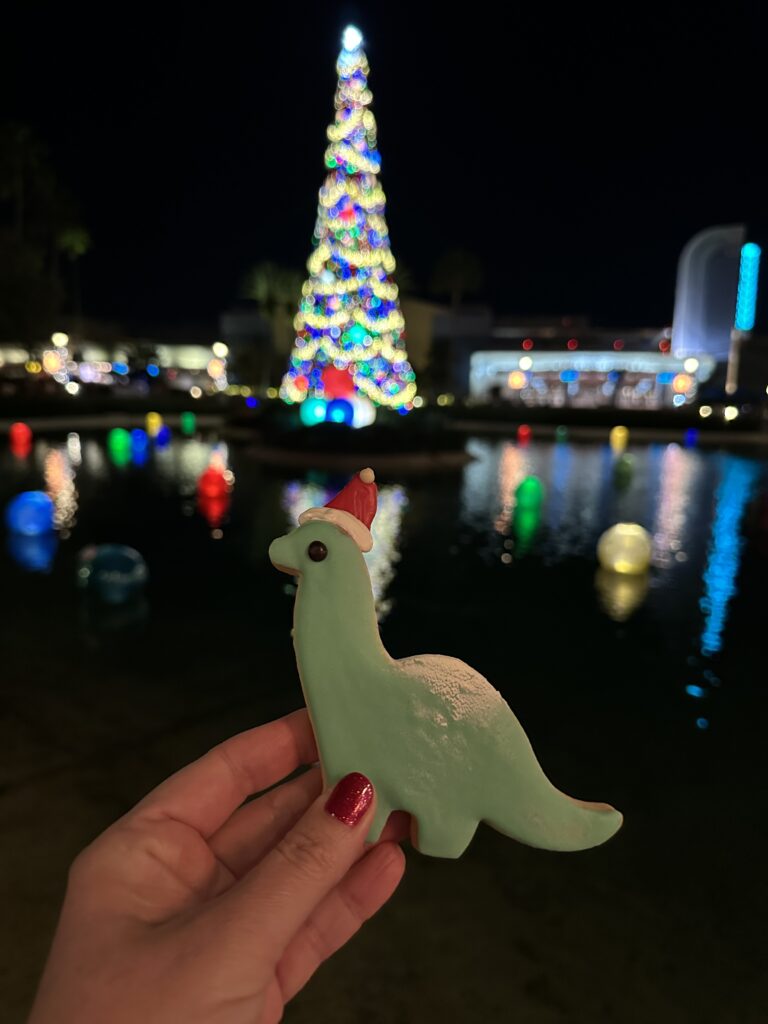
[28, 709, 406, 1024]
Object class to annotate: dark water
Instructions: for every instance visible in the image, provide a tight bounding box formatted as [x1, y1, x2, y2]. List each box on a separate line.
[2, 430, 767, 1022]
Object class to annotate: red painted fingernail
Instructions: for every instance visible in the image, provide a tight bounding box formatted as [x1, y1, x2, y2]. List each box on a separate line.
[325, 772, 374, 827]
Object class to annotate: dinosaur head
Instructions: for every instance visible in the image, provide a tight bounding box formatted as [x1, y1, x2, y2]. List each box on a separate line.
[269, 467, 378, 576]
[269, 518, 362, 576]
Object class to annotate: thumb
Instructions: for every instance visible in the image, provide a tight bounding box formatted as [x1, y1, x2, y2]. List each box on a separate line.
[216, 772, 376, 962]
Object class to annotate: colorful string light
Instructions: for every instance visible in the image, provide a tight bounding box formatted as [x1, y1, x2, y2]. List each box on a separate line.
[280, 26, 416, 410]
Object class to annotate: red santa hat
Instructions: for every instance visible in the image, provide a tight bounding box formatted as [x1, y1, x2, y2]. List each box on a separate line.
[299, 467, 378, 551]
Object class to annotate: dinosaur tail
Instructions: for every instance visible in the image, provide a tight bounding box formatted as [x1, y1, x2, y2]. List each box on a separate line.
[483, 745, 623, 852]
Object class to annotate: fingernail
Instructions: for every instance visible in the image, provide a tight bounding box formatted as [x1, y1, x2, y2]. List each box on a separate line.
[325, 772, 374, 827]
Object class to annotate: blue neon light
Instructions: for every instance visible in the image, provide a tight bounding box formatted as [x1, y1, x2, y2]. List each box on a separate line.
[113, 362, 129, 376]
[657, 372, 675, 385]
[559, 370, 579, 383]
[734, 242, 761, 331]
[700, 457, 759, 656]
[685, 684, 705, 698]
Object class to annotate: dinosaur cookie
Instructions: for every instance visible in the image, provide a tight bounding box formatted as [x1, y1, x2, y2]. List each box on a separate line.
[269, 468, 622, 858]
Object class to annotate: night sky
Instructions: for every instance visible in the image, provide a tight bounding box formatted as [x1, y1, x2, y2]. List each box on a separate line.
[3, 2, 765, 332]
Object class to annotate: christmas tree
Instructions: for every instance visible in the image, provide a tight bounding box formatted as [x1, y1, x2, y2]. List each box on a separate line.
[280, 25, 417, 415]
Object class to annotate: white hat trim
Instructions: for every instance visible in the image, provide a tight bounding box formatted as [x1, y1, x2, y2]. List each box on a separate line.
[298, 507, 373, 552]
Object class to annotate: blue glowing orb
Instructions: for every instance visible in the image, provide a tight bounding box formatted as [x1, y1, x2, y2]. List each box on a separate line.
[300, 397, 328, 427]
[7, 531, 58, 572]
[326, 398, 355, 426]
[5, 491, 55, 537]
[155, 425, 172, 447]
[77, 544, 148, 605]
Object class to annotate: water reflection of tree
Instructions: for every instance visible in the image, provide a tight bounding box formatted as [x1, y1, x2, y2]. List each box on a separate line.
[281, 479, 407, 621]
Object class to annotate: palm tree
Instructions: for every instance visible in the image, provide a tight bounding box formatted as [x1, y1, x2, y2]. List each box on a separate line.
[0, 122, 90, 340]
[430, 248, 484, 310]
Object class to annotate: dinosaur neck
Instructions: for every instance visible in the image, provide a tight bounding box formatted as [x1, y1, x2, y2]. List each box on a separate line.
[293, 557, 390, 699]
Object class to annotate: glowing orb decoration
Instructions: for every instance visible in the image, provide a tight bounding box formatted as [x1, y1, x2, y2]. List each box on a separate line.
[515, 475, 544, 511]
[597, 523, 652, 575]
[131, 428, 149, 451]
[145, 412, 163, 437]
[326, 398, 355, 426]
[513, 505, 541, 555]
[609, 425, 629, 455]
[555, 425, 568, 442]
[5, 491, 55, 536]
[108, 428, 131, 455]
[595, 567, 649, 622]
[198, 492, 230, 529]
[180, 412, 197, 436]
[351, 395, 377, 429]
[508, 370, 527, 391]
[197, 465, 229, 500]
[322, 365, 355, 399]
[517, 424, 532, 445]
[7, 531, 58, 573]
[155, 425, 172, 447]
[77, 544, 148, 605]
[300, 397, 328, 427]
[9, 422, 32, 457]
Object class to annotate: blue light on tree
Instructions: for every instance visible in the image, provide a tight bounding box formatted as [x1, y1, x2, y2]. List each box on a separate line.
[734, 242, 761, 331]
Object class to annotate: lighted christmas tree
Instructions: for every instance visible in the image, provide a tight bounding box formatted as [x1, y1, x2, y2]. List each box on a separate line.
[280, 25, 417, 417]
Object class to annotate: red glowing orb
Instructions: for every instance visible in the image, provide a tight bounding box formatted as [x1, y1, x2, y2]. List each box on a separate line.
[9, 421, 32, 457]
[567, 338, 579, 351]
[321, 365, 355, 399]
[522, 339, 534, 351]
[517, 424, 532, 444]
[659, 339, 671, 353]
[613, 339, 624, 351]
[197, 467, 229, 501]
[198, 492, 230, 528]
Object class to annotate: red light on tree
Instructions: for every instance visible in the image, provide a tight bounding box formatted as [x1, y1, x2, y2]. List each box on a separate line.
[567, 338, 578, 351]
[321, 365, 355, 399]
[613, 339, 624, 351]
[522, 339, 534, 351]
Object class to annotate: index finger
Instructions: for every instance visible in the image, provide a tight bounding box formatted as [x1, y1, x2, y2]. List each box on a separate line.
[133, 708, 318, 837]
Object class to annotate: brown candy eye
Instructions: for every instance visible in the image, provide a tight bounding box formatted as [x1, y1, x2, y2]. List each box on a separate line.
[308, 541, 328, 562]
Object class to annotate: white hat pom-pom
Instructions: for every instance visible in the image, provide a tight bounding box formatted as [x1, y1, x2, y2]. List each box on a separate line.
[360, 467, 375, 484]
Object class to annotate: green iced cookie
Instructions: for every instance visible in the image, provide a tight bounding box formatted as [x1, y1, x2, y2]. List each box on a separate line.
[269, 469, 622, 859]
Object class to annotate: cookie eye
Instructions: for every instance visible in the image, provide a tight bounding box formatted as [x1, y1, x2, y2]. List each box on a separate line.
[307, 540, 328, 562]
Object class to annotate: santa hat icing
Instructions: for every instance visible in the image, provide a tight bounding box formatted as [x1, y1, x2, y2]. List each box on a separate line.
[299, 468, 377, 552]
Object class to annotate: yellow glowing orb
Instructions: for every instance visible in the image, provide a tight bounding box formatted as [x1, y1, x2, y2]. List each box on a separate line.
[597, 523, 652, 575]
[508, 370, 527, 391]
[609, 425, 629, 454]
[146, 411, 163, 437]
[595, 567, 649, 622]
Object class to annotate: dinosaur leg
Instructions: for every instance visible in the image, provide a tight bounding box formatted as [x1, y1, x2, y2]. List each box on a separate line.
[411, 811, 478, 859]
